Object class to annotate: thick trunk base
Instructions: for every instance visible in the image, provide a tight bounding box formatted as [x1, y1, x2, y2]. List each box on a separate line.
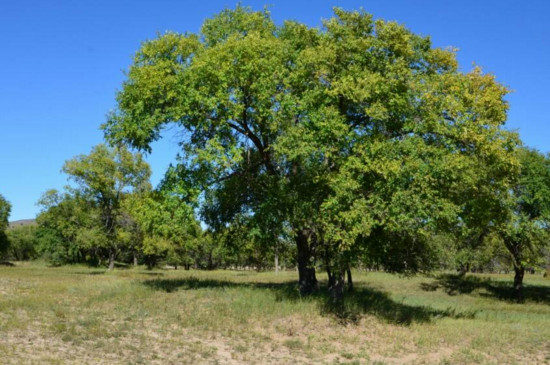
[347, 268, 353, 292]
[296, 230, 317, 295]
[298, 266, 317, 295]
[329, 269, 346, 314]
[514, 266, 525, 301]
[326, 266, 335, 289]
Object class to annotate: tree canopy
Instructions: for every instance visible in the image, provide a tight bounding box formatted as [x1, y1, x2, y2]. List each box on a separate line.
[496, 148, 550, 296]
[35, 145, 204, 270]
[61, 144, 152, 269]
[101, 6, 521, 297]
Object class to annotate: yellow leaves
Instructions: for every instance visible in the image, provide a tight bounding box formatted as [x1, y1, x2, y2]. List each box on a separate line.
[201, 5, 275, 47]
[427, 47, 458, 72]
[330, 71, 386, 103]
[142, 236, 171, 256]
[365, 101, 389, 121]
[194, 137, 243, 174]
[374, 19, 414, 59]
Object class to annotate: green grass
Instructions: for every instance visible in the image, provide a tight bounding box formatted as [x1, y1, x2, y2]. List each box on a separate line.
[1, 262, 549, 364]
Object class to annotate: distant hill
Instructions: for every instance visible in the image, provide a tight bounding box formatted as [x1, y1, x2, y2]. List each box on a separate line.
[8, 219, 36, 229]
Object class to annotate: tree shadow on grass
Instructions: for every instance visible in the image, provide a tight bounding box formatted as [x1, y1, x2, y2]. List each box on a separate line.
[421, 274, 550, 304]
[70, 269, 166, 276]
[137, 271, 165, 276]
[142, 277, 475, 325]
[70, 271, 105, 275]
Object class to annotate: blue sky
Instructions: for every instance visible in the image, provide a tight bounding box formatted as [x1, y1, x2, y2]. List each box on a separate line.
[1, 0, 549, 221]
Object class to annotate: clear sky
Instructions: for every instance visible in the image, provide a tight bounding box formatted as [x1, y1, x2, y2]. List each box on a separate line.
[1, 0, 549, 221]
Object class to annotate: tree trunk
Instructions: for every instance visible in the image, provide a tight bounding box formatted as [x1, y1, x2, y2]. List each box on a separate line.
[274, 252, 279, 274]
[326, 265, 335, 289]
[133, 252, 138, 266]
[207, 251, 213, 270]
[324, 242, 334, 288]
[296, 229, 317, 295]
[108, 250, 115, 271]
[329, 269, 346, 308]
[347, 268, 353, 292]
[514, 265, 525, 301]
[459, 263, 469, 277]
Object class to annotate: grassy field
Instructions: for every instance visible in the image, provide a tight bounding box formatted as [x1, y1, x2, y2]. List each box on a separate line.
[0, 262, 549, 364]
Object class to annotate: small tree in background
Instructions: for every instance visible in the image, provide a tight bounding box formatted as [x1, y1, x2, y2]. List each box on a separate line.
[5, 225, 39, 261]
[123, 190, 201, 270]
[0, 194, 11, 257]
[496, 148, 550, 298]
[62, 144, 151, 269]
[36, 189, 103, 265]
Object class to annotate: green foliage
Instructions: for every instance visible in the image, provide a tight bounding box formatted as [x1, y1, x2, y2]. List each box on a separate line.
[0, 194, 10, 231]
[451, 148, 550, 294]
[448, 232, 512, 273]
[36, 190, 102, 265]
[0, 194, 11, 255]
[61, 144, 152, 267]
[62, 144, 151, 239]
[5, 225, 39, 261]
[101, 5, 529, 300]
[36, 146, 203, 269]
[122, 190, 201, 268]
[498, 148, 550, 272]
[36, 145, 153, 267]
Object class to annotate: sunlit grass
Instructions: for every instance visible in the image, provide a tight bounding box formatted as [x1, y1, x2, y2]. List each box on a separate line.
[0, 262, 549, 364]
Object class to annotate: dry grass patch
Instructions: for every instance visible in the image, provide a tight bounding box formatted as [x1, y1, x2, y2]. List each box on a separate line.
[0, 263, 549, 364]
